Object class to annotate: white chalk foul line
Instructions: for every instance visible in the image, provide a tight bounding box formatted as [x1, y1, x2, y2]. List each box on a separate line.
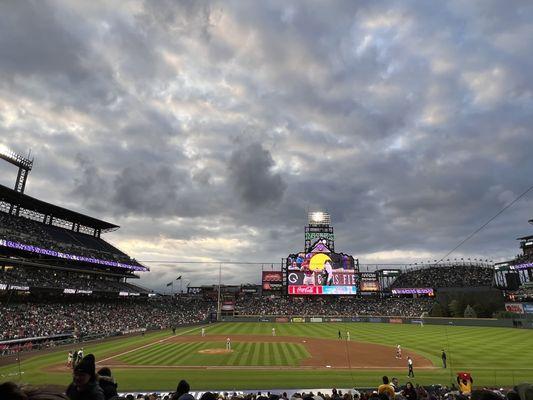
[98, 325, 208, 364]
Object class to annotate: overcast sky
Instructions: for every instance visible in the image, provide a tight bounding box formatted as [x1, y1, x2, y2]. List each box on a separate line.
[1, 0, 533, 290]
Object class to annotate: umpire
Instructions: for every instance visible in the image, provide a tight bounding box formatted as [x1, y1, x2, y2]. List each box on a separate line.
[441, 350, 447, 368]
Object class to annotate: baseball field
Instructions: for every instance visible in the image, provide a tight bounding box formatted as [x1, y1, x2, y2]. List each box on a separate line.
[1, 322, 532, 391]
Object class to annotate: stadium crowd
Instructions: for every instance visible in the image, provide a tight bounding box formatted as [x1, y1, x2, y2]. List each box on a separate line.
[0, 266, 147, 293]
[235, 296, 432, 317]
[2, 366, 532, 400]
[0, 298, 214, 342]
[0, 211, 138, 265]
[390, 265, 494, 288]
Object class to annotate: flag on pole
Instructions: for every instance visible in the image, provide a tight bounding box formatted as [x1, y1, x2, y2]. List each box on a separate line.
[176, 275, 182, 280]
[166, 282, 173, 287]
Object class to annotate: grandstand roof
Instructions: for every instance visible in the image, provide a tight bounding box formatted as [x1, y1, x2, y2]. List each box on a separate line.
[0, 184, 118, 231]
[517, 234, 533, 240]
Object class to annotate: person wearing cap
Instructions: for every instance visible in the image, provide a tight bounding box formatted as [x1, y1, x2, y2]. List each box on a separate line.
[66, 354, 105, 400]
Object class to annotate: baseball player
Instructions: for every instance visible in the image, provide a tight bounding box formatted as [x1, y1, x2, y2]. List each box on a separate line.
[323, 260, 333, 286]
[407, 357, 414, 377]
[272, 327, 276, 336]
[201, 328, 206, 337]
[226, 337, 231, 351]
[346, 331, 350, 341]
[67, 351, 73, 367]
[396, 344, 402, 359]
[302, 263, 315, 285]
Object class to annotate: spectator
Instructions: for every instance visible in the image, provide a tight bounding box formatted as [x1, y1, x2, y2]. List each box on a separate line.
[97, 367, 118, 400]
[66, 354, 105, 400]
[402, 382, 417, 400]
[378, 376, 395, 400]
[172, 380, 194, 400]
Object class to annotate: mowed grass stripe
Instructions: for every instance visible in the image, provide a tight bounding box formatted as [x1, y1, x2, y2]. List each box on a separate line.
[283, 341, 300, 363]
[133, 342, 196, 365]
[271, 342, 283, 365]
[127, 343, 181, 365]
[278, 342, 291, 365]
[242, 342, 255, 365]
[119, 343, 169, 364]
[162, 342, 206, 365]
[153, 342, 200, 365]
[250, 342, 262, 365]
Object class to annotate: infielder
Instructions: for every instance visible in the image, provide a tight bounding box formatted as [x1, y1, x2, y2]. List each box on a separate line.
[201, 328, 206, 337]
[346, 331, 350, 341]
[226, 337, 231, 351]
[272, 328, 276, 336]
[396, 344, 402, 359]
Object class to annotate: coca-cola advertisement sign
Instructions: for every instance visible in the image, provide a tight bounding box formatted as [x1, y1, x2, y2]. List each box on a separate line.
[505, 303, 525, 314]
[288, 285, 323, 295]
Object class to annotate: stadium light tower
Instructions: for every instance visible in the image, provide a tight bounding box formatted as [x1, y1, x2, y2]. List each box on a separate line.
[305, 210, 334, 252]
[0, 144, 33, 194]
[307, 211, 331, 226]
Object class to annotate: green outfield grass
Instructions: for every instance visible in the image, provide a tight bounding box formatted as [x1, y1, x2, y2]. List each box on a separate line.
[1, 322, 533, 391]
[117, 341, 309, 366]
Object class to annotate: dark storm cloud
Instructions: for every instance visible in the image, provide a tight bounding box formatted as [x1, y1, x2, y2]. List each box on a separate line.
[1, 0, 533, 290]
[228, 142, 287, 209]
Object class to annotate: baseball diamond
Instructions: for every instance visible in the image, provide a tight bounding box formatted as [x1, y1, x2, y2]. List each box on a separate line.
[2, 322, 533, 391]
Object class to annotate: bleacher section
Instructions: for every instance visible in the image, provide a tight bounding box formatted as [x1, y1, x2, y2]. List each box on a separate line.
[390, 264, 494, 288]
[0, 211, 139, 266]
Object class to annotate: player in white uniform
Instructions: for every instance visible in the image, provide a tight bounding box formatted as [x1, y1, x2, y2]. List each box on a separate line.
[396, 344, 402, 359]
[67, 351, 73, 367]
[201, 328, 206, 337]
[226, 337, 231, 350]
[346, 331, 350, 341]
[272, 328, 276, 336]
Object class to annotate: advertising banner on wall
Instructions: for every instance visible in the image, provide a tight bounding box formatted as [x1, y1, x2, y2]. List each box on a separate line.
[262, 271, 283, 291]
[505, 303, 525, 314]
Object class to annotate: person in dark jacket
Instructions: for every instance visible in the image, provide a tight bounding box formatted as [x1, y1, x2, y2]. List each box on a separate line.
[402, 382, 418, 400]
[66, 354, 105, 400]
[172, 380, 194, 400]
[97, 367, 118, 400]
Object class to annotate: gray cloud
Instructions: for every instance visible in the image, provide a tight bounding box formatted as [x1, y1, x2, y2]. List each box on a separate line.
[228, 142, 287, 209]
[0, 0, 532, 290]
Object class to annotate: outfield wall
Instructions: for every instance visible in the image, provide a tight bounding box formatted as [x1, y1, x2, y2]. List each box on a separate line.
[222, 315, 533, 328]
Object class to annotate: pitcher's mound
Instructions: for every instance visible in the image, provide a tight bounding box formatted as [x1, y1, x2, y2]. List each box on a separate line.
[198, 349, 233, 355]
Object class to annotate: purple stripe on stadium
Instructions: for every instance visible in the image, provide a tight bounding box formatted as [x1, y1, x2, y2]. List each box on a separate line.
[514, 263, 533, 270]
[0, 239, 147, 271]
[391, 287, 434, 295]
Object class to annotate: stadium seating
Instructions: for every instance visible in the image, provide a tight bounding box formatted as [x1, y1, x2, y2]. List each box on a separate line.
[390, 265, 494, 288]
[234, 296, 433, 317]
[0, 266, 148, 292]
[0, 212, 141, 266]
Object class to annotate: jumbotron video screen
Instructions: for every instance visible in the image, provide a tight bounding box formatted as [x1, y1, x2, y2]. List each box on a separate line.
[286, 248, 358, 295]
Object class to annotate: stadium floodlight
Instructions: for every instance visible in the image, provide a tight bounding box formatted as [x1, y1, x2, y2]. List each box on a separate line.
[0, 144, 33, 170]
[308, 210, 331, 226]
[0, 144, 34, 194]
